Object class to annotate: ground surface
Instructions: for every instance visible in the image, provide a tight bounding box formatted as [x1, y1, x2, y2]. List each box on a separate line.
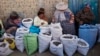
[10, 43, 100, 56]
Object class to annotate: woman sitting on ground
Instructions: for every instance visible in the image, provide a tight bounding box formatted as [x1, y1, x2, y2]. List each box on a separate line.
[4, 11, 21, 36]
[76, 4, 94, 25]
[75, 4, 95, 35]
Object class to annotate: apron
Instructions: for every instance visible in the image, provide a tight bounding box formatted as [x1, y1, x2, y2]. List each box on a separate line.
[58, 12, 75, 35]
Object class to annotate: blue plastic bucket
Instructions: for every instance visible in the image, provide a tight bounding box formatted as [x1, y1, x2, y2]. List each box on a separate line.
[79, 24, 98, 48]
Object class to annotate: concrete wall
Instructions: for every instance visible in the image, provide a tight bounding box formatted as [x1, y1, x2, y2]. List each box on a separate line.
[0, 0, 67, 20]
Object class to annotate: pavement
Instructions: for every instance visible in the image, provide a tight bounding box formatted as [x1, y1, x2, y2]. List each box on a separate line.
[10, 43, 100, 56]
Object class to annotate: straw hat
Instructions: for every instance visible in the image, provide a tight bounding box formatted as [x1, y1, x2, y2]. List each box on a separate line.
[56, 2, 68, 10]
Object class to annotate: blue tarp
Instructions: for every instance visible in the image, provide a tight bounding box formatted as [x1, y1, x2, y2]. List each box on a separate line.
[29, 26, 40, 34]
[68, 0, 99, 24]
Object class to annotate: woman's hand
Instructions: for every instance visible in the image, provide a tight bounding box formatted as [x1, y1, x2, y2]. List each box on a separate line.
[41, 22, 44, 25]
[79, 21, 83, 25]
[52, 16, 56, 23]
[70, 14, 74, 23]
[81, 14, 86, 19]
[6, 27, 17, 33]
[70, 20, 74, 23]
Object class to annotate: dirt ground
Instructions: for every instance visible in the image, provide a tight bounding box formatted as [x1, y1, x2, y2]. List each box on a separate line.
[10, 43, 100, 56]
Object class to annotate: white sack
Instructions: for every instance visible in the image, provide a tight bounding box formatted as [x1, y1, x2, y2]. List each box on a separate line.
[96, 24, 100, 42]
[60, 34, 78, 56]
[39, 26, 50, 33]
[77, 39, 89, 56]
[3, 33, 14, 39]
[38, 32, 52, 53]
[15, 36, 24, 52]
[22, 18, 33, 28]
[50, 40, 64, 56]
[16, 27, 29, 36]
[0, 42, 13, 56]
[15, 27, 29, 52]
[50, 23, 62, 40]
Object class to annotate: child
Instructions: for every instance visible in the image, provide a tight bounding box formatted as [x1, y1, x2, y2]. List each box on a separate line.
[34, 11, 48, 27]
[39, 8, 45, 13]
[38, 8, 48, 22]
[4, 11, 21, 36]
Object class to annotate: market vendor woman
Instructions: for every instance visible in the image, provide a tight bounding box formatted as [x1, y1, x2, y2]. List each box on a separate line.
[75, 4, 95, 35]
[54, 2, 75, 35]
[76, 4, 94, 25]
[4, 11, 21, 36]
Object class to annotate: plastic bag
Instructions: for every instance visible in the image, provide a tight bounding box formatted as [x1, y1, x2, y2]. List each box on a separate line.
[0, 42, 13, 56]
[4, 38, 15, 49]
[15, 36, 24, 52]
[77, 39, 89, 56]
[38, 32, 52, 53]
[0, 21, 4, 37]
[24, 33, 38, 55]
[79, 24, 98, 48]
[30, 26, 40, 34]
[0, 30, 4, 38]
[50, 23, 62, 40]
[50, 40, 64, 56]
[0, 19, 4, 37]
[96, 24, 100, 42]
[3, 33, 14, 39]
[22, 18, 33, 28]
[60, 34, 78, 56]
[39, 26, 50, 33]
[0, 19, 4, 29]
